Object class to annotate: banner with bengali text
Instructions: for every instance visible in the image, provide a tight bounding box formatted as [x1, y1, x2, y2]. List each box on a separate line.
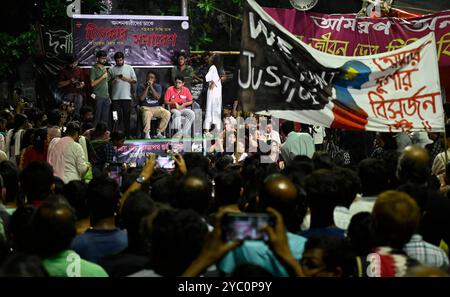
[117, 140, 203, 166]
[239, 0, 444, 132]
[72, 15, 189, 67]
[264, 6, 450, 90]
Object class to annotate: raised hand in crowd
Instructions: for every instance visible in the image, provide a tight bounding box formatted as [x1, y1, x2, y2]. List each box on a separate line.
[182, 209, 242, 277]
[171, 152, 187, 176]
[262, 207, 304, 277]
[119, 153, 156, 213]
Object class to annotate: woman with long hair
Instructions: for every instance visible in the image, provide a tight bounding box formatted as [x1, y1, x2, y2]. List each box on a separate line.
[20, 129, 48, 170]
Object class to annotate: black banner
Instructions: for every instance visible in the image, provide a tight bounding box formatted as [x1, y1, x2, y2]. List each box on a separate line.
[239, 0, 338, 112]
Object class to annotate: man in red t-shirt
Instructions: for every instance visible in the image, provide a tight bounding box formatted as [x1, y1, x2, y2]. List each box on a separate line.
[164, 76, 195, 137]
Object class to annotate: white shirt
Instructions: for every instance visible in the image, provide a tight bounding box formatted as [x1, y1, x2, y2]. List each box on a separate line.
[280, 131, 315, 163]
[334, 206, 351, 230]
[349, 195, 377, 218]
[63, 141, 89, 183]
[109, 64, 137, 100]
[432, 149, 450, 176]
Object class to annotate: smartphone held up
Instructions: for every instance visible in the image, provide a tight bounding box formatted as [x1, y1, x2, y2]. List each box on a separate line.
[221, 213, 275, 242]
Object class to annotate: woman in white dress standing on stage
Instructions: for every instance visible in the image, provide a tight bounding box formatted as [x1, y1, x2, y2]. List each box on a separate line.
[203, 54, 222, 136]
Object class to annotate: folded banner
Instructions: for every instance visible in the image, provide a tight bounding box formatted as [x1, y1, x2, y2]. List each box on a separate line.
[239, 0, 444, 132]
[72, 15, 189, 67]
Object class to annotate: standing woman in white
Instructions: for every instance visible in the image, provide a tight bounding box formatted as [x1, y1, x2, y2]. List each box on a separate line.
[203, 54, 223, 136]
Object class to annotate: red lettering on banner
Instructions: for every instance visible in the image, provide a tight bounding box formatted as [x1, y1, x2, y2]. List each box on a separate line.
[369, 86, 440, 121]
[85, 23, 128, 40]
[388, 119, 414, 132]
[375, 68, 418, 94]
[131, 33, 177, 47]
[372, 40, 431, 71]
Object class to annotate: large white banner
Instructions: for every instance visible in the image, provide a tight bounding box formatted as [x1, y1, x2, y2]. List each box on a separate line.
[240, 0, 445, 132]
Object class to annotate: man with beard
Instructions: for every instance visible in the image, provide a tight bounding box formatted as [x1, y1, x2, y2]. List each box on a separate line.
[58, 55, 85, 113]
[109, 52, 137, 137]
[90, 50, 111, 128]
[171, 52, 194, 90]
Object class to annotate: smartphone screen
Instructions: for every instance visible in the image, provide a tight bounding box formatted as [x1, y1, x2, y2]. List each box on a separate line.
[156, 156, 175, 169]
[221, 213, 275, 241]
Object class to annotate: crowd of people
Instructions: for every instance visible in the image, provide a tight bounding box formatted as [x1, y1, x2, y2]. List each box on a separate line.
[0, 50, 450, 277]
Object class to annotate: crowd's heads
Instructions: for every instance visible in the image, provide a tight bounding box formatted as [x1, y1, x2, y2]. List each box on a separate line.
[372, 190, 420, 248]
[282, 156, 314, 187]
[93, 121, 108, 138]
[86, 176, 121, 224]
[396, 145, 430, 185]
[31, 128, 48, 153]
[0, 252, 48, 277]
[182, 153, 210, 174]
[80, 106, 94, 123]
[281, 121, 295, 136]
[65, 121, 81, 138]
[259, 173, 306, 232]
[375, 132, 397, 150]
[304, 169, 341, 228]
[176, 172, 212, 215]
[358, 158, 388, 196]
[111, 131, 126, 147]
[214, 155, 233, 172]
[13, 114, 28, 131]
[347, 212, 375, 256]
[0, 117, 7, 131]
[47, 109, 63, 127]
[19, 161, 54, 205]
[63, 180, 89, 220]
[120, 190, 156, 251]
[333, 167, 361, 208]
[143, 208, 208, 276]
[301, 236, 354, 277]
[8, 205, 36, 253]
[312, 151, 334, 170]
[33, 200, 77, 256]
[0, 161, 19, 204]
[150, 175, 177, 205]
[214, 171, 242, 208]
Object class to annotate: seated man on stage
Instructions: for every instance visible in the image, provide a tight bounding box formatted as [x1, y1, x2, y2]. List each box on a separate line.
[164, 76, 195, 138]
[137, 71, 170, 139]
